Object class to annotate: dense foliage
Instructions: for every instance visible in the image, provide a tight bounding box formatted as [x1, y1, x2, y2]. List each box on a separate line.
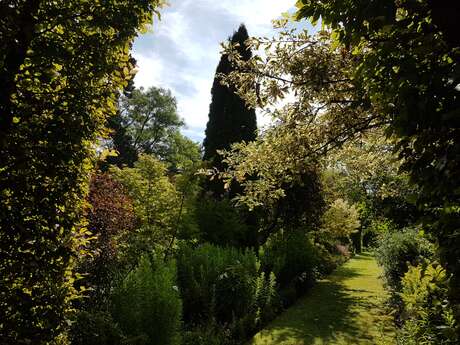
[177, 244, 277, 342]
[0, 1, 162, 343]
[399, 262, 458, 344]
[214, 1, 459, 340]
[375, 227, 433, 294]
[296, 0, 460, 329]
[81, 173, 136, 307]
[320, 198, 360, 244]
[110, 155, 183, 265]
[322, 131, 421, 230]
[260, 231, 317, 292]
[69, 311, 123, 345]
[112, 257, 182, 345]
[203, 24, 257, 197]
[195, 197, 252, 247]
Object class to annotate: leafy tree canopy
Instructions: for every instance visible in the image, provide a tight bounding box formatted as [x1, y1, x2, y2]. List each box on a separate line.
[107, 86, 201, 169]
[320, 198, 360, 242]
[120, 87, 183, 155]
[219, 29, 373, 210]
[322, 130, 421, 227]
[110, 155, 185, 266]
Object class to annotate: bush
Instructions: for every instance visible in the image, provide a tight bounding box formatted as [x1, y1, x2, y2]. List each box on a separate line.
[79, 172, 136, 308]
[110, 155, 182, 265]
[375, 227, 433, 294]
[177, 244, 277, 339]
[195, 197, 251, 247]
[111, 257, 182, 345]
[260, 231, 318, 291]
[69, 311, 124, 345]
[320, 198, 360, 244]
[364, 219, 396, 249]
[398, 262, 458, 345]
[314, 245, 339, 275]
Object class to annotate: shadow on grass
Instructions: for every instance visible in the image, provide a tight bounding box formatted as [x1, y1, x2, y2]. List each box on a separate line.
[252, 255, 392, 345]
[331, 265, 362, 280]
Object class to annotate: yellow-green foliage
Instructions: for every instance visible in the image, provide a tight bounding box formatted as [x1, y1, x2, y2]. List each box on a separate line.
[110, 155, 182, 264]
[0, 1, 162, 343]
[219, 1, 460, 330]
[398, 262, 458, 344]
[321, 198, 360, 242]
[295, 0, 460, 329]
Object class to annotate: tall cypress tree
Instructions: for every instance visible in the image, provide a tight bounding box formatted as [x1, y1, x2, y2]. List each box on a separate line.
[203, 24, 257, 196]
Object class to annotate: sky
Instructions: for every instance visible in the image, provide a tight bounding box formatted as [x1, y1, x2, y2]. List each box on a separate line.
[132, 0, 298, 143]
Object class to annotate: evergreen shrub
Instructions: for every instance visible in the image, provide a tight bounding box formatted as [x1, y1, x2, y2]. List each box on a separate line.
[177, 244, 277, 339]
[261, 231, 318, 291]
[111, 257, 182, 345]
[375, 227, 433, 294]
[195, 197, 250, 247]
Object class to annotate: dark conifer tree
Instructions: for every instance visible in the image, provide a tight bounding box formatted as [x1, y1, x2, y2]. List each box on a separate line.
[203, 24, 257, 197]
[104, 112, 139, 168]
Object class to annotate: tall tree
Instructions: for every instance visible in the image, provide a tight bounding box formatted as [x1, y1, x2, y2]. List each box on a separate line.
[105, 86, 200, 169]
[120, 87, 183, 157]
[203, 24, 257, 196]
[0, 1, 162, 343]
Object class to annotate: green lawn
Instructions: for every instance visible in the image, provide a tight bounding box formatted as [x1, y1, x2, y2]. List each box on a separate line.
[250, 253, 396, 345]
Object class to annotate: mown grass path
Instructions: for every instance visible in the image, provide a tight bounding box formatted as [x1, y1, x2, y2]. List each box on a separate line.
[250, 253, 396, 345]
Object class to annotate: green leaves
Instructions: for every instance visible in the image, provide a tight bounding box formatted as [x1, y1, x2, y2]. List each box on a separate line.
[112, 257, 182, 345]
[110, 155, 182, 264]
[0, 0, 163, 343]
[399, 262, 457, 343]
[293, 4, 460, 331]
[321, 198, 361, 241]
[117, 86, 186, 161]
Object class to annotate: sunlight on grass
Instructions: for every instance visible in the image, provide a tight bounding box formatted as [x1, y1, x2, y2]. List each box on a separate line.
[250, 253, 395, 345]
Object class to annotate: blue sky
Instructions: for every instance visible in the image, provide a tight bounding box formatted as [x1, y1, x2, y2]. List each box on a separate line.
[132, 0, 298, 143]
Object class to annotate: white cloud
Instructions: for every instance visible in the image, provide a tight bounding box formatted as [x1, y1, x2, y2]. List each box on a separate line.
[220, 0, 293, 29]
[132, 0, 297, 142]
[131, 52, 163, 89]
